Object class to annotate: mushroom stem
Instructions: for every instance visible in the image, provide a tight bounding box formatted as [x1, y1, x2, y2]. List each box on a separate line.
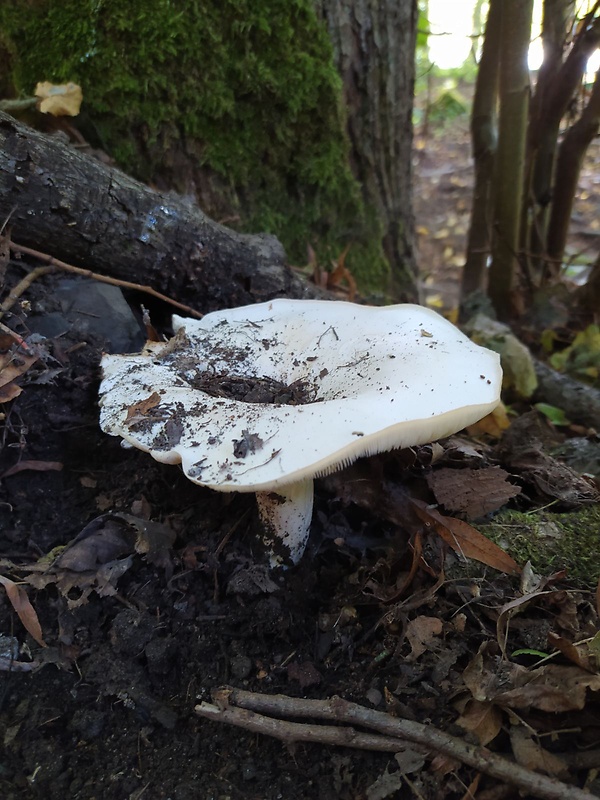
[255, 479, 315, 567]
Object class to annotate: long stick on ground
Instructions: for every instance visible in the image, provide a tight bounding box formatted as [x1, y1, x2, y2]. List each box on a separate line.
[195, 688, 598, 800]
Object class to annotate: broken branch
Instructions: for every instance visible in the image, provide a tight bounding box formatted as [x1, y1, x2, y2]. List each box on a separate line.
[194, 688, 598, 800]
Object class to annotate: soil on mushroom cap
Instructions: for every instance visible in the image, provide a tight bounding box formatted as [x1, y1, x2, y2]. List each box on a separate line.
[186, 372, 318, 405]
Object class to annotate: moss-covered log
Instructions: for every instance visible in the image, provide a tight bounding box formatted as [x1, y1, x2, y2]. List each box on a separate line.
[0, 112, 317, 312]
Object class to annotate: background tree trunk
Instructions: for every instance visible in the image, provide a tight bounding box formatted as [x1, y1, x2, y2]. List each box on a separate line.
[488, 0, 534, 319]
[0, 112, 317, 313]
[461, 0, 501, 299]
[547, 69, 600, 270]
[316, 0, 418, 300]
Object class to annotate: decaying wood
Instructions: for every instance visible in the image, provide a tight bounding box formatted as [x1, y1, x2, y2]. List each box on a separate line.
[0, 111, 319, 314]
[195, 687, 598, 800]
[534, 359, 600, 430]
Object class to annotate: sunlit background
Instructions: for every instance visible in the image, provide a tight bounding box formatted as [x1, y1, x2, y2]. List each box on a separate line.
[427, 0, 600, 76]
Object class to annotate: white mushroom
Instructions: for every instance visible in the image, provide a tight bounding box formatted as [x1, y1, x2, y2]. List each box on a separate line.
[99, 300, 502, 566]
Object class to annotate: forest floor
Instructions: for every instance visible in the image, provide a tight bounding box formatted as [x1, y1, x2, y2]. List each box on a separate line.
[415, 117, 600, 314]
[1, 117, 600, 800]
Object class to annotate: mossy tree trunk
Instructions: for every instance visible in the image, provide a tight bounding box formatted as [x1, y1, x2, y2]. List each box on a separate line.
[488, 0, 534, 319]
[316, 0, 418, 301]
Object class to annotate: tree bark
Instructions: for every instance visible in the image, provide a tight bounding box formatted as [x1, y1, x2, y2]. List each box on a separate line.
[546, 70, 600, 271]
[461, 0, 501, 299]
[525, 3, 600, 281]
[316, 0, 418, 301]
[0, 112, 318, 314]
[488, 0, 534, 319]
[534, 358, 600, 430]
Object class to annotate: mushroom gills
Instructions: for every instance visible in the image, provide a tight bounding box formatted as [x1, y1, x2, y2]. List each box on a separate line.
[255, 478, 314, 567]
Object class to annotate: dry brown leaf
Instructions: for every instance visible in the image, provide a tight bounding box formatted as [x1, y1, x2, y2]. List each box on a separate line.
[125, 391, 161, 424]
[547, 631, 597, 673]
[456, 698, 502, 746]
[509, 726, 569, 778]
[426, 466, 521, 519]
[1, 460, 63, 479]
[495, 664, 600, 713]
[0, 574, 46, 647]
[0, 381, 23, 402]
[466, 403, 511, 438]
[405, 615, 443, 661]
[35, 81, 83, 116]
[0, 347, 39, 390]
[411, 499, 520, 575]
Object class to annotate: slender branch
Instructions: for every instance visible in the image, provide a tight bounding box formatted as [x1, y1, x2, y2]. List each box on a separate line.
[194, 688, 599, 800]
[195, 702, 416, 753]
[6, 241, 202, 318]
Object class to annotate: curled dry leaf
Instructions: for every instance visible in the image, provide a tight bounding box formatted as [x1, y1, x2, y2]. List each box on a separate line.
[0, 574, 46, 647]
[411, 499, 520, 575]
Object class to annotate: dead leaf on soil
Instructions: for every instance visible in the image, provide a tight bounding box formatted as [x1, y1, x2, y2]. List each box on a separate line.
[0, 574, 46, 647]
[426, 465, 521, 519]
[20, 513, 175, 609]
[547, 631, 598, 672]
[509, 726, 569, 777]
[455, 698, 502, 746]
[496, 589, 555, 656]
[1, 460, 63, 479]
[411, 499, 521, 575]
[0, 334, 39, 402]
[405, 615, 443, 661]
[464, 644, 600, 713]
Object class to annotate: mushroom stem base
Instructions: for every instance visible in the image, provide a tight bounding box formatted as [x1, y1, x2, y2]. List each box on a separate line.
[255, 479, 314, 567]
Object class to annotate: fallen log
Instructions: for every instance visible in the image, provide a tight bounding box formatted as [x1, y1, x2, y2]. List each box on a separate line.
[0, 111, 318, 313]
[534, 359, 600, 431]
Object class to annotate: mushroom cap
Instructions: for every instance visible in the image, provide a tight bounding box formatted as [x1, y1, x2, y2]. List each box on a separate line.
[99, 300, 502, 492]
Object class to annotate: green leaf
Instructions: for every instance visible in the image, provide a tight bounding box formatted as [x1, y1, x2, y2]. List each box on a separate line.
[534, 402, 570, 427]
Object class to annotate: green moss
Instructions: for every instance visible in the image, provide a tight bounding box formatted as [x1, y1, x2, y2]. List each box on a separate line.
[1, 0, 389, 290]
[479, 506, 600, 587]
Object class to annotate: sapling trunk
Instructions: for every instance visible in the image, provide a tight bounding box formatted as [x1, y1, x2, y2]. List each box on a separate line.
[488, 0, 534, 319]
[546, 70, 600, 274]
[461, 0, 501, 300]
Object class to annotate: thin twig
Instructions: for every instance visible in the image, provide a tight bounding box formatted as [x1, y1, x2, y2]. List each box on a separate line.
[0, 266, 54, 317]
[194, 688, 598, 800]
[7, 241, 202, 318]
